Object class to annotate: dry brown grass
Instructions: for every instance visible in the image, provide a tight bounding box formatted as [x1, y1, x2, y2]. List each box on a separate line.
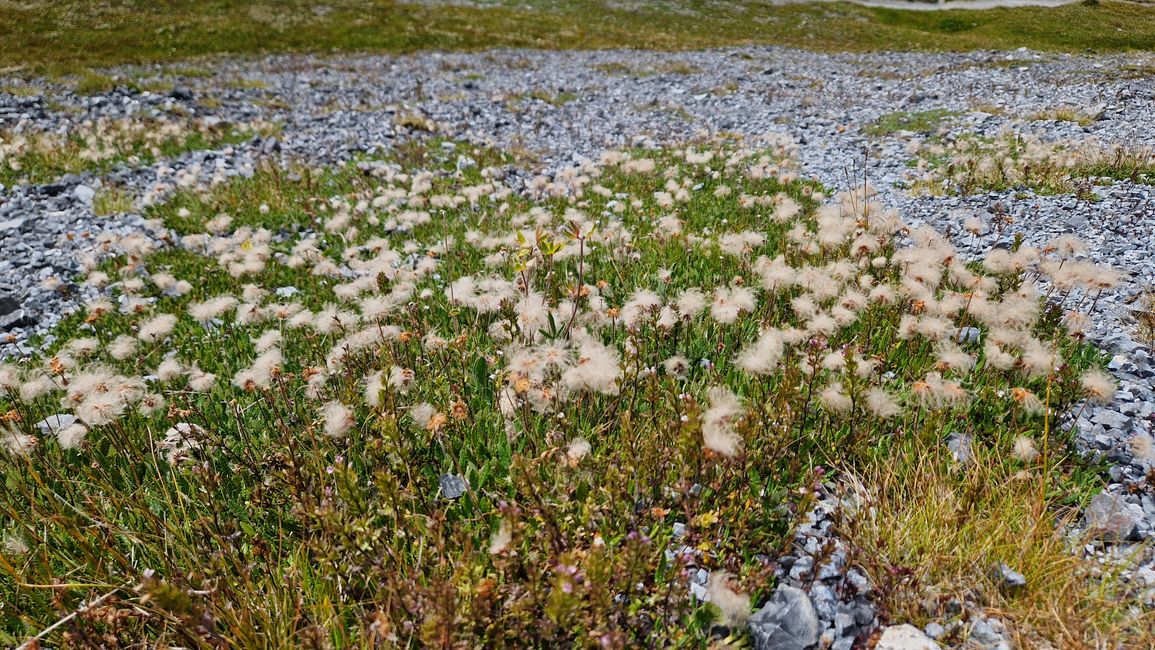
[842, 442, 1155, 648]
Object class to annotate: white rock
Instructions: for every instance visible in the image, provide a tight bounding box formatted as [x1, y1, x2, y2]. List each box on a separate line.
[876, 624, 942, 650]
[73, 185, 96, 203]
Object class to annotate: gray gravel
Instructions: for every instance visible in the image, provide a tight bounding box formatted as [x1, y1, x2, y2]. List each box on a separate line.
[3, 44, 1155, 645]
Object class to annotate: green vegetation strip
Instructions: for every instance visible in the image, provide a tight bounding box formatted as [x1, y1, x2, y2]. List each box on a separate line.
[1, 1, 1154, 73]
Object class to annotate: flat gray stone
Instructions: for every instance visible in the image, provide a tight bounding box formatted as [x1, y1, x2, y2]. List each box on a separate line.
[748, 585, 820, 650]
[35, 413, 77, 435]
[1085, 491, 1144, 541]
[438, 473, 468, 499]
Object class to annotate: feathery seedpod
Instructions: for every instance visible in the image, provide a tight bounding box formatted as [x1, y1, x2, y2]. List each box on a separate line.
[864, 388, 901, 419]
[138, 393, 165, 416]
[84, 300, 114, 320]
[1010, 387, 1045, 415]
[736, 329, 786, 376]
[19, 376, 55, 401]
[1, 424, 36, 456]
[255, 329, 282, 353]
[189, 295, 238, 323]
[57, 422, 89, 450]
[702, 387, 744, 458]
[159, 423, 205, 463]
[663, 355, 691, 380]
[1079, 369, 1116, 405]
[233, 349, 283, 391]
[934, 342, 975, 374]
[565, 437, 592, 466]
[621, 289, 662, 328]
[820, 382, 853, 414]
[156, 358, 185, 382]
[705, 572, 751, 627]
[68, 337, 101, 358]
[1020, 340, 1060, 378]
[674, 288, 707, 318]
[389, 366, 416, 395]
[188, 368, 216, 393]
[489, 520, 513, 555]
[1012, 436, 1039, 463]
[963, 216, 985, 235]
[138, 314, 177, 342]
[911, 372, 969, 409]
[75, 393, 127, 427]
[754, 255, 795, 292]
[410, 402, 436, 429]
[1131, 434, 1155, 465]
[108, 335, 138, 361]
[321, 401, 354, 438]
[562, 335, 620, 395]
[364, 371, 385, 409]
[0, 364, 20, 392]
[710, 286, 756, 325]
[982, 341, 1016, 371]
[821, 351, 847, 372]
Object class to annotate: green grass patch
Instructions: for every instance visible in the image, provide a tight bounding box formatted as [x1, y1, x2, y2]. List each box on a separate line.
[1, 1, 1154, 74]
[73, 71, 116, 95]
[910, 133, 1155, 196]
[0, 118, 278, 186]
[525, 89, 580, 107]
[865, 109, 962, 136]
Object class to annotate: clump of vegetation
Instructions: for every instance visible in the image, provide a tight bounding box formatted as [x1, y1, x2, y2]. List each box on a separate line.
[226, 76, 269, 90]
[0, 116, 277, 185]
[593, 61, 635, 75]
[92, 185, 135, 216]
[866, 109, 961, 136]
[1135, 288, 1155, 351]
[1027, 106, 1102, 126]
[0, 136, 1137, 647]
[908, 131, 1155, 196]
[525, 89, 579, 106]
[845, 442, 1150, 647]
[73, 71, 116, 95]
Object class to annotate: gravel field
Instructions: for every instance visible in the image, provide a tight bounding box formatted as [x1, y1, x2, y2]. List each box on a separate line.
[3, 45, 1154, 646]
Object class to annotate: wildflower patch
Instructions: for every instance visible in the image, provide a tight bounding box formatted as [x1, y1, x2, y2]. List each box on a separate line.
[0, 136, 1124, 646]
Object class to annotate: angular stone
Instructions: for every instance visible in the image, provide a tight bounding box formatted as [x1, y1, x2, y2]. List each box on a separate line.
[946, 432, 973, 465]
[748, 585, 820, 650]
[1092, 409, 1130, 431]
[954, 326, 981, 344]
[0, 294, 31, 330]
[438, 473, 468, 499]
[1085, 491, 1144, 541]
[0, 217, 25, 232]
[992, 562, 1026, 591]
[877, 624, 941, 650]
[73, 184, 96, 203]
[35, 413, 77, 435]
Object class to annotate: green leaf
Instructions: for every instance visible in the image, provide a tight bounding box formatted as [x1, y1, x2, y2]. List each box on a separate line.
[472, 355, 493, 403]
